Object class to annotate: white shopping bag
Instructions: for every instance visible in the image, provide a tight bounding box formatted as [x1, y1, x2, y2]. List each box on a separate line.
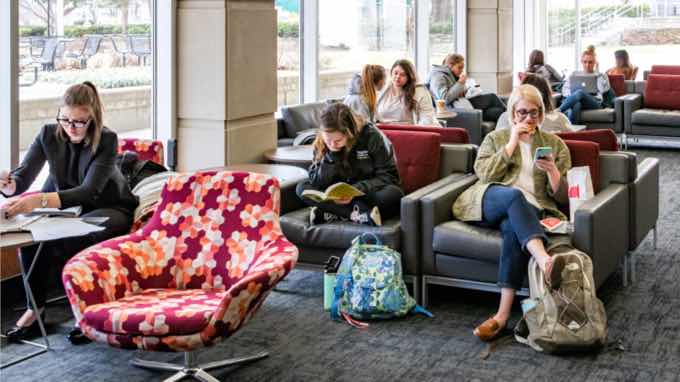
[567, 166, 595, 222]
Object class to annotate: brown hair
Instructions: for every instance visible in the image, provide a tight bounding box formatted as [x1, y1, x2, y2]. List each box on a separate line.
[527, 49, 545, 72]
[442, 53, 464, 67]
[391, 59, 418, 112]
[614, 49, 631, 69]
[521, 73, 554, 113]
[57, 81, 104, 153]
[313, 103, 363, 171]
[361, 64, 386, 115]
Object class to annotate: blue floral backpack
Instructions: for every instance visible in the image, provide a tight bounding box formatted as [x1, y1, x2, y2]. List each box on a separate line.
[330, 233, 432, 328]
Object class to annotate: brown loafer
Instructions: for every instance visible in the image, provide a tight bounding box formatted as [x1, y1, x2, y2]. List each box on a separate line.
[473, 317, 505, 342]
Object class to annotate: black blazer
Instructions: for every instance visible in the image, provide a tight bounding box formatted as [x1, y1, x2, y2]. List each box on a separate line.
[8, 124, 138, 214]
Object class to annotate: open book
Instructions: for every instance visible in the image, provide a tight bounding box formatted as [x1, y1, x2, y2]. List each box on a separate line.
[301, 182, 364, 203]
[0, 214, 43, 234]
[26, 205, 82, 218]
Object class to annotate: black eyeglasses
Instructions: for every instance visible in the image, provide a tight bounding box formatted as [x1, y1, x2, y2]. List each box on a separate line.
[56, 113, 90, 129]
[515, 108, 540, 119]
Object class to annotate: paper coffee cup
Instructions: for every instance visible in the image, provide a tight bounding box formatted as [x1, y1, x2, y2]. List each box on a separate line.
[436, 99, 446, 113]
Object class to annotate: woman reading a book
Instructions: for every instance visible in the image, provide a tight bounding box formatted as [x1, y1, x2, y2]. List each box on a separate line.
[452, 84, 572, 342]
[0, 82, 138, 344]
[296, 102, 403, 226]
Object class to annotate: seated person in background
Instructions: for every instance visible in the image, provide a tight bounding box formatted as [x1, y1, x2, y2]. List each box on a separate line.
[376, 59, 437, 125]
[606, 49, 638, 80]
[559, 45, 611, 124]
[296, 102, 403, 226]
[525, 49, 564, 91]
[453, 84, 571, 342]
[496, 73, 572, 133]
[0, 82, 138, 344]
[427, 53, 506, 122]
[343, 64, 386, 123]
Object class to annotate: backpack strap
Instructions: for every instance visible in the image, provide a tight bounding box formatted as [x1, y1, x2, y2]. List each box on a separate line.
[412, 305, 434, 318]
[341, 312, 369, 329]
[358, 232, 382, 246]
[330, 251, 359, 321]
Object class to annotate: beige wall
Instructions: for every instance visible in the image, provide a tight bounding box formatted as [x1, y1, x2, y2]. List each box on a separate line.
[466, 0, 513, 95]
[176, 0, 277, 171]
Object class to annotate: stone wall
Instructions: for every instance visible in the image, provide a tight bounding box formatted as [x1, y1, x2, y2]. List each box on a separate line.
[19, 86, 151, 150]
[277, 69, 356, 106]
[622, 28, 680, 45]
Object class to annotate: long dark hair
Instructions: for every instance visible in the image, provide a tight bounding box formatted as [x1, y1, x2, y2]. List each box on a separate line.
[360, 64, 386, 115]
[614, 49, 631, 69]
[390, 59, 418, 113]
[527, 49, 545, 72]
[521, 73, 554, 113]
[313, 103, 363, 171]
[56, 81, 104, 153]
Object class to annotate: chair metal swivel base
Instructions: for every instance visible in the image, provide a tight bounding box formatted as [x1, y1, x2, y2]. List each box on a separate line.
[131, 350, 268, 382]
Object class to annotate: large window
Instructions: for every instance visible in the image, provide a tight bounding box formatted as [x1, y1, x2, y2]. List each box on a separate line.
[318, 0, 416, 100]
[429, 0, 456, 68]
[276, 0, 300, 107]
[547, 0, 680, 79]
[15, 0, 154, 190]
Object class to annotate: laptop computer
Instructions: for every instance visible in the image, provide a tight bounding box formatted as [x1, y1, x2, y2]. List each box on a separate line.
[569, 74, 599, 94]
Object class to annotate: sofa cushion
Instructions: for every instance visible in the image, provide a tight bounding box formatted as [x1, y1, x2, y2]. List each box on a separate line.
[83, 288, 224, 336]
[580, 108, 615, 123]
[608, 74, 626, 96]
[382, 130, 441, 194]
[433, 221, 501, 263]
[280, 208, 401, 250]
[651, 65, 680, 76]
[564, 140, 600, 193]
[631, 124, 680, 137]
[556, 129, 618, 151]
[280, 102, 326, 138]
[631, 108, 680, 128]
[644, 74, 680, 110]
[278, 138, 295, 147]
[377, 123, 470, 144]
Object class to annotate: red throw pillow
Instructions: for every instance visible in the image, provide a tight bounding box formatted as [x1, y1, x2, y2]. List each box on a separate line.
[564, 140, 600, 194]
[644, 74, 680, 110]
[556, 129, 618, 151]
[651, 65, 680, 76]
[381, 130, 441, 194]
[607, 74, 625, 97]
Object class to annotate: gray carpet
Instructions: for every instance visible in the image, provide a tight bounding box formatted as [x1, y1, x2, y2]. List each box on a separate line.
[2, 148, 679, 382]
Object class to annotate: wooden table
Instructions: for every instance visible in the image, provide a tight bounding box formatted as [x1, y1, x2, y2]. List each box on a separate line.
[436, 110, 459, 127]
[263, 145, 314, 168]
[201, 164, 308, 186]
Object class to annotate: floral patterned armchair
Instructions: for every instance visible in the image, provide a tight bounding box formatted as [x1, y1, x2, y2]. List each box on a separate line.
[62, 171, 298, 381]
[117, 138, 164, 165]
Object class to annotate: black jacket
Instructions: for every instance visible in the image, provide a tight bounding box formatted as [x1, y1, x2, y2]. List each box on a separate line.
[7, 124, 138, 214]
[308, 124, 401, 194]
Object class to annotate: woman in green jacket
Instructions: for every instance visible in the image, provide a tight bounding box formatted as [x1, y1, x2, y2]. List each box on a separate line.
[452, 84, 572, 341]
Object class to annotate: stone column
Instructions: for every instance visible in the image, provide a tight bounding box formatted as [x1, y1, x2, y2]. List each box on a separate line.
[176, 0, 277, 171]
[466, 0, 513, 95]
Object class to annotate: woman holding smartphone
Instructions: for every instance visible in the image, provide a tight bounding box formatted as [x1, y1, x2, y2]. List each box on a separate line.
[452, 84, 572, 342]
[0, 82, 138, 344]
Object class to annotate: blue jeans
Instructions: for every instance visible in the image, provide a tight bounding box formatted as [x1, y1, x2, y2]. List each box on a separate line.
[475, 185, 548, 290]
[559, 89, 602, 124]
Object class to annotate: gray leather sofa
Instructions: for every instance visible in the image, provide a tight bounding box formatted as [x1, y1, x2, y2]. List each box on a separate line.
[280, 143, 477, 303]
[277, 101, 328, 147]
[621, 77, 680, 149]
[419, 150, 634, 307]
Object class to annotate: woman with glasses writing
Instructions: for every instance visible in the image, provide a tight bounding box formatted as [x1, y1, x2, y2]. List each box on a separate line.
[452, 84, 571, 342]
[0, 82, 138, 344]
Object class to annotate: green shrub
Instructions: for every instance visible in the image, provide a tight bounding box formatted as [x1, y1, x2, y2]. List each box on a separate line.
[20, 26, 47, 37]
[278, 21, 299, 38]
[429, 22, 452, 35]
[40, 67, 151, 89]
[63, 24, 151, 37]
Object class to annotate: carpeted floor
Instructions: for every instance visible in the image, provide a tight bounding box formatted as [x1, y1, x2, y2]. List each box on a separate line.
[1, 148, 679, 382]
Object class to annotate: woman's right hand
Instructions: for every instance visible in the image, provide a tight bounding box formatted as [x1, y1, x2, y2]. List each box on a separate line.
[0, 170, 16, 196]
[458, 73, 467, 84]
[510, 121, 533, 142]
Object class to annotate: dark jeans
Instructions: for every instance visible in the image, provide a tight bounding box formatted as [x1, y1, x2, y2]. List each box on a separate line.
[295, 180, 403, 221]
[469, 93, 507, 123]
[20, 207, 133, 309]
[558, 89, 602, 124]
[475, 185, 547, 290]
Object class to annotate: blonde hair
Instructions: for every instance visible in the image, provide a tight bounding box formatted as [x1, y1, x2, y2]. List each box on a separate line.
[442, 53, 464, 67]
[506, 84, 546, 128]
[57, 81, 104, 153]
[582, 45, 596, 59]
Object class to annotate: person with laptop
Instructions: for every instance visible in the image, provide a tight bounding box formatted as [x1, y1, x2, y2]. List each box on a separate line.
[559, 45, 611, 124]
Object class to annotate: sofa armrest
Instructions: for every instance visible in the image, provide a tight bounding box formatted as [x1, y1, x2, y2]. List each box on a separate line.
[630, 157, 659, 249]
[280, 178, 306, 214]
[420, 174, 478, 274]
[400, 173, 468, 276]
[572, 183, 629, 288]
[446, 109, 483, 145]
[277, 117, 286, 139]
[614, 95, 626, 133]
[622, 93, 643, 134]
[440, 143, 477, 177]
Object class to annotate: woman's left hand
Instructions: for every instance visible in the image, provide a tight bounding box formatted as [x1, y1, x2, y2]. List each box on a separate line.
[4, 194, 41, 218]
[535, 155, 561, 181]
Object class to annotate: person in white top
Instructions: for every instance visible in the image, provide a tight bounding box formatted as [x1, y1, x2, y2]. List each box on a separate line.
[496, 73, 572, 133]
[376, 59, 437, 126]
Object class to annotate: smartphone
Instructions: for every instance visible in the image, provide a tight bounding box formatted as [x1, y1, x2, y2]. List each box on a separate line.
[534, 146, 553, 161]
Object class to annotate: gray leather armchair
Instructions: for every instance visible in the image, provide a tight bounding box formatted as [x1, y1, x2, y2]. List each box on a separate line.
[419, 151, 634, 308]
[277, 101, 329, 147]
[438, 109, 495, 145]
[280, 142, 477, 303]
